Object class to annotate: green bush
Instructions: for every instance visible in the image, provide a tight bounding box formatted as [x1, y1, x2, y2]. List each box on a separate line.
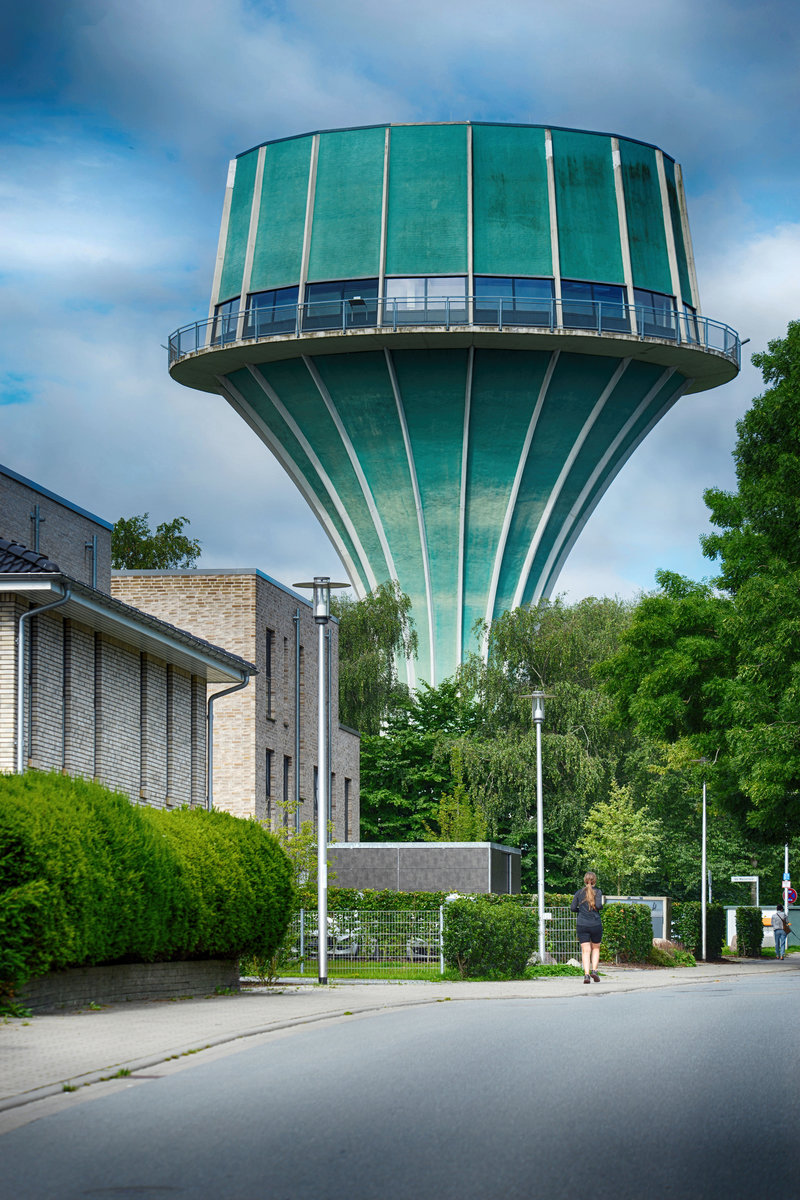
[0, 771, 294, 996]
[671, 902, 726, 960]
[442, 898, 536, 978]
[599, 904, 653, 962]
[328, 887, 572, 912]
[736, 907, 765, 957]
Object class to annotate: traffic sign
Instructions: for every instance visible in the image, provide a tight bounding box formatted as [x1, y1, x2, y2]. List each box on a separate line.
[787, 888, 797, 904]
[783, 872, 791, 881]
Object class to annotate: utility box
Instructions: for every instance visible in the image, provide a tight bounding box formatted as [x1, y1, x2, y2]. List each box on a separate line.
[328, 842, 521, 895]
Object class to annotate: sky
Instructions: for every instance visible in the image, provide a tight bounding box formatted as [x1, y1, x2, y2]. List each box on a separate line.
[1, 0, 798, 604]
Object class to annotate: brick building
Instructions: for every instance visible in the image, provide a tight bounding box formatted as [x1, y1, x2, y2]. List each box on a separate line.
[111, 570, 360, 840]
[0, 465, 255, 806]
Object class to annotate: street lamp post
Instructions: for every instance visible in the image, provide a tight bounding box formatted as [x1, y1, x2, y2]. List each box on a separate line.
[694, 757, 711, 962]
[527, 691, 549, 964]
[294, 576, 348, 984]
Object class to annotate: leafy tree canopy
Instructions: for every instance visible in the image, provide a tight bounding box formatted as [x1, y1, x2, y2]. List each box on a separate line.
[112, 514, 201, 570]
[331, 580, 418, 735]
[576, 781, 663, 894]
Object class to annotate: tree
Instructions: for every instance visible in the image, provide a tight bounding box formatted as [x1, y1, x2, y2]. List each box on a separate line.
[331, 580, 418, 734]
[112, 514, 202, 569]
[599, 322, 800, 837]
[575, 782, 663, 894]
[423, 748, 488, 842]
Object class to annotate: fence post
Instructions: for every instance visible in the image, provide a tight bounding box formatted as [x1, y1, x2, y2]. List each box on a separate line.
[299, 907, 305, 975]
[439, 906, 445, 975]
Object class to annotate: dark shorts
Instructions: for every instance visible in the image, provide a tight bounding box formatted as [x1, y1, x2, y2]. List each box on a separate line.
[577, 922, 602, 945]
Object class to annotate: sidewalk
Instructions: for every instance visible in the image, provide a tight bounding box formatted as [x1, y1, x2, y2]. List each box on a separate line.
[1, 958, 792, 1115]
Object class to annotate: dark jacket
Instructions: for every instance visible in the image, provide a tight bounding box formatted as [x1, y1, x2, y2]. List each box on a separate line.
[571, 887, 605, 923]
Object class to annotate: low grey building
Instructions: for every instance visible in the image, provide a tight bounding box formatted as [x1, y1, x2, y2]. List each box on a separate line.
[328, 842, 521, 895]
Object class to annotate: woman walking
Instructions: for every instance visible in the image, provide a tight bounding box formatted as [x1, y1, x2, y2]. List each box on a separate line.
[571, 871, 604, 983]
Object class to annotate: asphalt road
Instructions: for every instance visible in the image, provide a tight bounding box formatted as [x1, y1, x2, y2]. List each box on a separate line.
[2, 975, 798, 1199]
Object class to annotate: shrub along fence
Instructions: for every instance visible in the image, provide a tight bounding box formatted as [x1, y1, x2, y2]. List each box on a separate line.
[671, 902, 726, 960]
[0, 771, 294, 1002]
[736, 906, 766, 957]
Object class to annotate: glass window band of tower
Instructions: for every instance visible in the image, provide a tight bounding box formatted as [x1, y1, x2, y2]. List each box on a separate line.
[212, 276, 692, 341]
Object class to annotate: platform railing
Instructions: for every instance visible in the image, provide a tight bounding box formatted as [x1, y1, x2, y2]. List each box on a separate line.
[168, 296, 741, 368]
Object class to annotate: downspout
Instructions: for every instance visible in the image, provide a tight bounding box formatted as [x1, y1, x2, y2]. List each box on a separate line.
[294, 608, 301, 831]
[206, 673, 249, 811]
[17, 585, 71, 774]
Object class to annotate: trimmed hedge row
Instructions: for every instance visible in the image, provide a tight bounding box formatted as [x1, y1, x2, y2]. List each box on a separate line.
[671, 902, 726, 960]
[736, 906, 765, 957]
[442, 899, 536, 978]
[0, 772, 294, 995]
[599, 904, 653, 963]
[328, 888, 572, 911]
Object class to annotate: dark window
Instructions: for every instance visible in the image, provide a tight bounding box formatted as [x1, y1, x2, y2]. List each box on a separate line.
[474, 277, 554, 326]
[283, 756, 291, 828]
[561, 280, 629, 332]
[344, 778, 351, 842]
[313, 765, 319, 827]
[211, 296, 241, 345]
[265, 628, 275, 718]
[303, 279, 379, 331]
[383, 277, 468, 326]
[245, 287, 299, 337]
[633, 288, 677, 338]
[265, 748, 273, 821]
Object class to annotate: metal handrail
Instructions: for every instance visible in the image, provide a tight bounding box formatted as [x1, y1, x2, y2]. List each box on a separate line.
[168, 296, 741, 369]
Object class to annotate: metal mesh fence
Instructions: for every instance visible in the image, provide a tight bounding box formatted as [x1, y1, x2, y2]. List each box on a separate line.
[279, 905, 581, 976]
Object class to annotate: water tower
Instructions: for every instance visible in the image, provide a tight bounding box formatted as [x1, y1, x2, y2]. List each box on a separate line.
[169, 122, 739, 686]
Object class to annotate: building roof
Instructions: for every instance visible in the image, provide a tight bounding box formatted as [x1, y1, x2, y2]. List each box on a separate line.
[0, 537, 61, 574]
[1, 546, 256, 684]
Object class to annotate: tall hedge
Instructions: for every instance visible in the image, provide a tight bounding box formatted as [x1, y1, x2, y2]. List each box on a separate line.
[0, 772, 294, 995]
[599, 904, 653, 962]
[442, 898, 536, 978]
[735, 906, 765, 957]
[671, 902, 726, 960]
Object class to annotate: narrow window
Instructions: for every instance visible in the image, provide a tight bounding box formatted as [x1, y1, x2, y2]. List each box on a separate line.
[265, 748, 273, 823]
[265, 628, 275, 718]
[283, 755, 291, 828]
[344, 778, 351, 842]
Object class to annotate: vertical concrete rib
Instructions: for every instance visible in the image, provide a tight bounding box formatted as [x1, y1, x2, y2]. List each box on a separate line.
[512, 358, 631, 609]
[612, 138, 637, 321]
[243, 366, 376, 590]
[209, 159, 236, 317]
[303, 355, 399, 580]
[299, 135, 319, 306]
[385, 347, 432, 689]
[656, 149, 683, 307]
[237, 144, 266, 339]
[483, 350, 560, 642]
[545, 131, 561, 306]
[539, 375, 692, 599]
[456, 346, 474, 665]
[533, 366, 677, 602]
[675, 163, 701, 312]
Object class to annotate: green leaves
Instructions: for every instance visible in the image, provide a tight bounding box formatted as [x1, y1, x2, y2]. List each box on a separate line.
[111, 514, 202, 570]
[576, 782, 662, 894]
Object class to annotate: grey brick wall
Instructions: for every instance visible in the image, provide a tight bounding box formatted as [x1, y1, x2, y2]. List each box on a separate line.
[111, 571, 360, 835]
[0, 467, 112, 591]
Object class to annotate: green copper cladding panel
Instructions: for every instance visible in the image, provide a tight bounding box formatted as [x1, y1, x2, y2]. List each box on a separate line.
[308, 128, 386, 283]
[552, 130, 623, 284]
[224, 368, 369, 594]
[472, 125, 552, 277]
[461, 348, 553, 660]
[311, 351, 431, 677]
[218, 149, 258, 302]
[493, 352, 619, 616]
[255, 358, 392, 584]
[618, 140, 672, 296]
[250, 137, 312, 292]
[519, 359, 668, 605]
[535, 370, 687, 600]
[385, 125, 468, 277]
[662, 158, 693, 306]
[390, 349, 469, 683]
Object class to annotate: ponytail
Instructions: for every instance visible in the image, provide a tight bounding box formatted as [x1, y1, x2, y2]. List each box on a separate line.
[584, 871, 597, 911]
